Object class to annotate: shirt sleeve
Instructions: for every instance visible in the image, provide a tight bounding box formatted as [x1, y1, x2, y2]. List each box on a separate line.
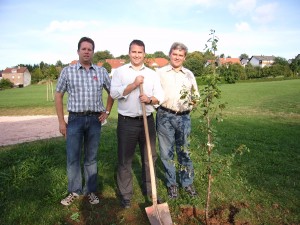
[101, 67, 111, 93]
[110, 68, 128, 99]
[56, 67, 67, 93]
[152, 72, 164, 105]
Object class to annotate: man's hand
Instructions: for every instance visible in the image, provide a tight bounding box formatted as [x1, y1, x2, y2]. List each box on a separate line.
[133, 75, 144, 87]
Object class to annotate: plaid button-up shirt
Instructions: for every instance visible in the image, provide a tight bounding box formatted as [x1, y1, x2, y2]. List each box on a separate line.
[56, 62, 111, 112]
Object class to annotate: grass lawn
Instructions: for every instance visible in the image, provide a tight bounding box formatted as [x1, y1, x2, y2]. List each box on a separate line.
[0, 79, 299, 224]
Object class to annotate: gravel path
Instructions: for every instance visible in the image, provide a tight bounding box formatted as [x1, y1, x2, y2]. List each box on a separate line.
[0, 115, 63, 146]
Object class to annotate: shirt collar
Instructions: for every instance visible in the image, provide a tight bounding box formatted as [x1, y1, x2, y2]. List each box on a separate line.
[128, 62, 146, 71]
[165, 64, 186, 74]
[76, 62, 96, 70]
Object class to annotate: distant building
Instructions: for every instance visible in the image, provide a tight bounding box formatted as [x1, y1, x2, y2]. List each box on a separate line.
[144, 58, 169, 69]
[97, 59, 126, 76]
[206, 58, 241, 67]
[70, 58, 169, 75]
[2, 66, 31, 87]
[240, 58, 249, 67]
[248, 55, 275, 68]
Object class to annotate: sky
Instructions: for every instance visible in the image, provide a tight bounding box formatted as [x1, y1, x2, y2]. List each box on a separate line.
[0, 0, 299, 69]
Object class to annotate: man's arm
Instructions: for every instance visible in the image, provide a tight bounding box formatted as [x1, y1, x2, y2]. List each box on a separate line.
[122, 75, 144, 96]
[55, 92, 67, 137]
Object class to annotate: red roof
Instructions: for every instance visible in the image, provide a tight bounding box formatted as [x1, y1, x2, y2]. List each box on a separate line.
[218, 58, 241, 65]
[101, 59, 126, 69]
[70, 60, 78, 65]
[70, 58, 168, 69]
[145, 58, 169, 68]
[3, 67, 27, 73]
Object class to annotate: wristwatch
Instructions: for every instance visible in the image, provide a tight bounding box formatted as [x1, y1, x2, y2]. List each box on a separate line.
[105, 111, 110, 115]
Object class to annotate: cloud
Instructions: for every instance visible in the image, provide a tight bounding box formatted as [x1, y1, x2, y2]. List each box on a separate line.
[235, 22, 251, 31]
[252, 3, 278, 24]
[229, 0, 257, 16]
[44, 20, 103, 33]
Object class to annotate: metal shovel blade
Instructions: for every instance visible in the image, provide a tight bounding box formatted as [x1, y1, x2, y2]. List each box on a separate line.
[145, 202, 173, 225]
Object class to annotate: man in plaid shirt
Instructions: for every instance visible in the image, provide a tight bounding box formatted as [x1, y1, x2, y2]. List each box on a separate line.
[55, 37, 114, 206]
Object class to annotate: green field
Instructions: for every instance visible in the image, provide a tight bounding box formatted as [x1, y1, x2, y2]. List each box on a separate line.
[0, 79, 299, 224]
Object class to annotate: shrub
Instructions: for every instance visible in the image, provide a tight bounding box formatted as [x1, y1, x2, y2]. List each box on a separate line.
[0, 78, 14, 89]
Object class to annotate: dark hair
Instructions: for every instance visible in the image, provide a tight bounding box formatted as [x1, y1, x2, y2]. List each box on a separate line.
[129, 39, 145, 53]
[169, 42, 188, 56]
[78, 37, 95, 51]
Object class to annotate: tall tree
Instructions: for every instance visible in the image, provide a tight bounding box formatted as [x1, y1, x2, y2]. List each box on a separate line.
[153, 51, 168, 59]
[102, 62, 112, 74]
[274, 57, 288, 66]
[93, 50, 114, 64]
[55, 60, 63, 67]
[239, 53, 249, 59]
[183, 57, 204, 77]
[290, 57, 300, 76]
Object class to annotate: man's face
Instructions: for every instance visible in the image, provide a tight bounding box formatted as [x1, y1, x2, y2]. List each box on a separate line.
[77, 41, 94, 64]
[129, 44, 145, 67]
[169, 49, 186, 69]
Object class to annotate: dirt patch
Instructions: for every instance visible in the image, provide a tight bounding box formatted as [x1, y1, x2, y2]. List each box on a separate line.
[176, 203, 250, 225]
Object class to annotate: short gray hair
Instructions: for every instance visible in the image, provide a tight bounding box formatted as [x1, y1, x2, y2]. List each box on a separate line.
[169, 42, 188, 56]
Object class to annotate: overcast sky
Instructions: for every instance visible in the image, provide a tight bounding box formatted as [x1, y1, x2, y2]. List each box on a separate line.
[0, 0, 299, 69]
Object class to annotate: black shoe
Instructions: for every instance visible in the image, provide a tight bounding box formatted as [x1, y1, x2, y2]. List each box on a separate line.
[168, 185, 178, 199]
[121, 198, 131, 209]
[184, 185, 197, 197]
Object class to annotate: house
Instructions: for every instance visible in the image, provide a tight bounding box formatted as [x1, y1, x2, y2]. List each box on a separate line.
[2, 66, 31, 87]
[144, 58, 169, 69]
[288, 54, 300, 64]
[240, 58, 249, 67]
[248, 55, 275, 68]
[97, 59, 126, 68]
[206, 58, 241, 67]
[97, 59, 126, 76]
[71, 58, 169, 75]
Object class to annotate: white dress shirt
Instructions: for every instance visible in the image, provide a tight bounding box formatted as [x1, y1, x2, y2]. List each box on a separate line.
[110, 63, 164, 117]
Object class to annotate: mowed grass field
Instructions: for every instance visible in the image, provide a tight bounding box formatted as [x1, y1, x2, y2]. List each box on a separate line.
[0, 79, 299, 224]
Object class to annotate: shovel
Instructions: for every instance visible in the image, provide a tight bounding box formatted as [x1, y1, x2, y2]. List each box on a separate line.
[140, 84, 173, 225]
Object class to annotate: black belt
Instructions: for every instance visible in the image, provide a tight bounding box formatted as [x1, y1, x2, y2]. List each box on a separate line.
[69, 111, 100, 116]
[159, 106, 190, 115]
[119, 113, 153, 120]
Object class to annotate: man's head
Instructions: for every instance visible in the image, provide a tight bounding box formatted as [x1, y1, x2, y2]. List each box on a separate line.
[77, 37, 95, 65]
[128, 40, 146, 67]
[78, 37, 95, 51]
[169, 42, 188, 70]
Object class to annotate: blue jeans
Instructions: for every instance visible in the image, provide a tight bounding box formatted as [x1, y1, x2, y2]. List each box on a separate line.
[156, 108, 194, 188]
[66, 114, 101, 194]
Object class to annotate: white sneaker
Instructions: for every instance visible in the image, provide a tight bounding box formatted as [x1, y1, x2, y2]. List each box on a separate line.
[61, 192, 79, 206]
[88, 192, 99, 204]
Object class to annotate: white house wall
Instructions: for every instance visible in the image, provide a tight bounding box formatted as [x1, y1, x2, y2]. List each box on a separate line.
[23, 71, 31, 87]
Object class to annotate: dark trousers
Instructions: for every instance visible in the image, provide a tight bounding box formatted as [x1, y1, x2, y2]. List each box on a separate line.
[117, 114, 157, 200]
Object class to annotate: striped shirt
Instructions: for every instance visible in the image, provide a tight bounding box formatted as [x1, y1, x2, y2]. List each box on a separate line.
[56, 62, 111, 112]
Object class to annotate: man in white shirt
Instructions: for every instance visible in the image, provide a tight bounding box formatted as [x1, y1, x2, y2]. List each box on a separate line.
[156, 42, 200, 199]
[110, 40, 164, 208]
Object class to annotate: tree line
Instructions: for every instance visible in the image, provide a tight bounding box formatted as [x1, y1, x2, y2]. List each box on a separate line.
[2, 50, 300, 87]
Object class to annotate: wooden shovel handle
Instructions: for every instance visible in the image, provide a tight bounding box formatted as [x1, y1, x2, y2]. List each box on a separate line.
[140, 84, 158, 205]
